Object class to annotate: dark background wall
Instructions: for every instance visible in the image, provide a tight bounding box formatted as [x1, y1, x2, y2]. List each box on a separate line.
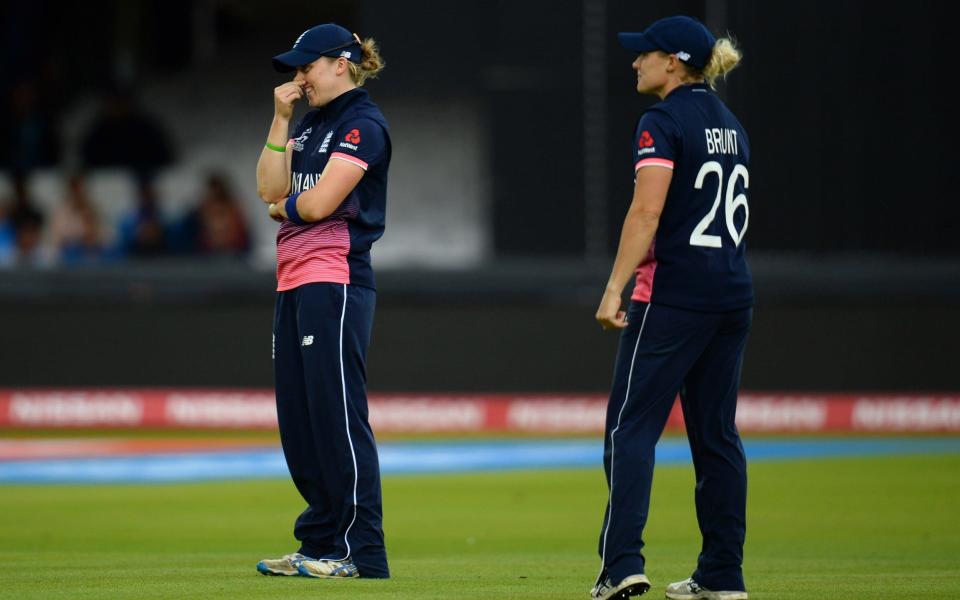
[1, 259, 957, 391]
[3, 300, 958, 392]
[363, 0, 959, 257]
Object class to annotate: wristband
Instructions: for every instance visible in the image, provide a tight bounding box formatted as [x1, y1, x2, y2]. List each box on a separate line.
[285, 193, 306, 225]
[265, 141, 286, 153]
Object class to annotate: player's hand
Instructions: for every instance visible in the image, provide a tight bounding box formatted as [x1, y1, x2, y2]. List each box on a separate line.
[595, 289, 628, 330]
[267, 201, 285, 223]
[273, 81, 305, 120]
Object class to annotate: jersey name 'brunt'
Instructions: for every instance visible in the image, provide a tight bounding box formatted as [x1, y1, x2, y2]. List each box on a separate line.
[631, 83, 752, 311]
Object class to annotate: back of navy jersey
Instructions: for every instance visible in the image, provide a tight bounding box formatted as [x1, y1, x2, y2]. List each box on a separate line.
[631, 83, 753, 311]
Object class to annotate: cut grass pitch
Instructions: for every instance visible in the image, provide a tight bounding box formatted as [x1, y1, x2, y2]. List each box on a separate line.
[0, 454, 958, 599]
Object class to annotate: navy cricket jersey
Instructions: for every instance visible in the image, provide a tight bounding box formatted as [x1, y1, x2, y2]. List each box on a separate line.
[630, 83, 753, 312]
[276, 87, 391, 291]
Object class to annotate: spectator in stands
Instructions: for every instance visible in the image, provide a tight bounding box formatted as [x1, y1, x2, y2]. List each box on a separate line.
[0, 172, 45, 266]
[0, 80, 61, 174]
[0, 192, 17, 266]
[80, 84, 175, 182]
[170, 172, 251, 257]
[12, 210, 44, 266]
[48, 173, 107, 264]
[114, 177, 169, 258]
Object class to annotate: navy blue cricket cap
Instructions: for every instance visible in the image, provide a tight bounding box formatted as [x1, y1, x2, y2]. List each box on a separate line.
[273, 23, 362, 72]
[618, 16, 716, 70]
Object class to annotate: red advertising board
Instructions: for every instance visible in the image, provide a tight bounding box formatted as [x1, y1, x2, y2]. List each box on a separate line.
[1, 390, 958, 433]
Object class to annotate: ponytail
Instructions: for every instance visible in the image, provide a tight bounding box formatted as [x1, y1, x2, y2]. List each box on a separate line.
[701, 37, 742, 88]
[348, 37, 385, 86]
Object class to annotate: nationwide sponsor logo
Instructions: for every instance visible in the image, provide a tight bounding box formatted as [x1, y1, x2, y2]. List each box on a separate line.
[166, 393, 278, 427]
[291, 127, 312, 152]
[318, 130, 333, 154]
[368, 398, 487, 431]
[506, 398, 606, 431]
[638, 130, 655, 148]
[852, 398, 960, 431]
[8, 392, 143, 426]
[734, 397, 828, 431]
[301, 335, 314, 346]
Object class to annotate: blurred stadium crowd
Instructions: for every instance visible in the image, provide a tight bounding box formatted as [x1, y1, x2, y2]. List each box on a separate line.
[1, 83, 251, 267]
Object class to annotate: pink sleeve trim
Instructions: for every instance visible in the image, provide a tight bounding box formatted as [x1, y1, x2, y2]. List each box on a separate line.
[635, 158, 674, 171]
[330, 152, 369, 171]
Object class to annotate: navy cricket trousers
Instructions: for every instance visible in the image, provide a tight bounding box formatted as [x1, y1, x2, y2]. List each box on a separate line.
[597, 301, 751, 591]
[273, 282, 389, 578]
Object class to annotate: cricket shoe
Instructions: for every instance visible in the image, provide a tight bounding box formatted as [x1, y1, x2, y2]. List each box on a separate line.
[256, 552, 310, 576]
[297, 557, 360, 578]
[591, 573, 651, 599]
[665, 578, 747, 600]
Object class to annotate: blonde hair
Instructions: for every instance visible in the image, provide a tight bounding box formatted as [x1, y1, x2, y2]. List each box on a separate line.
[699, 36, 742, 88]
[347, 37, 385, 86]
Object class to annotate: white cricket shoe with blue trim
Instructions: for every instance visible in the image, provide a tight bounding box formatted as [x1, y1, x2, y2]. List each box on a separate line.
[297, 557, 360, 578]
[591, 573, 651, 599]
[665, 578, 747, 600]
[256, 552, 309, 576]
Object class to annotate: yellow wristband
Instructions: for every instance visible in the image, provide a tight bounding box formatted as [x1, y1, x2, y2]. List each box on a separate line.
[265, 141, 286, 153]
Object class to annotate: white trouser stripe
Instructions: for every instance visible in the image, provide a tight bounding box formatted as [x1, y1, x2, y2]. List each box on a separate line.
[336, 283, 359, 560]
[597, 303, 652, 581]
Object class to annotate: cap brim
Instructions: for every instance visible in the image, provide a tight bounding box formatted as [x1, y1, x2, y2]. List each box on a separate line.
[272, 49, 319, 72]
[618, 32, 658, 53]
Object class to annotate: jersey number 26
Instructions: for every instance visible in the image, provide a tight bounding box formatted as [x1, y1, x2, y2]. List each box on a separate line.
[689, 161, 749, 248]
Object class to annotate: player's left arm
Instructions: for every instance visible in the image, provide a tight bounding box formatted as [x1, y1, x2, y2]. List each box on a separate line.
[595, 166, 671, 329]
[269, 118, 386, 223]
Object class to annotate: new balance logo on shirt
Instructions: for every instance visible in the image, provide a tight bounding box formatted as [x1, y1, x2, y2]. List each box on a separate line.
[302, 336, 314, 346]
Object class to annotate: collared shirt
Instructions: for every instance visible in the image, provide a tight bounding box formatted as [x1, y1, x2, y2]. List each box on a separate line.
[630, 83, 753, 311]
[276, 87, 391, 291]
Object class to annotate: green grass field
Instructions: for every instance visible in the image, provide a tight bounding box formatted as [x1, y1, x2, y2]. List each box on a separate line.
[1, 453, 958, 599]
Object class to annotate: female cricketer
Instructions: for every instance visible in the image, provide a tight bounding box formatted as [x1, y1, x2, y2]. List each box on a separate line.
[254, 23, 390, 580]
[591, 16, 752, 600]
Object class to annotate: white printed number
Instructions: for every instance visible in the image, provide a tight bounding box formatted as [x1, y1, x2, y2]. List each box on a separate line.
[689, 161, 749, 248]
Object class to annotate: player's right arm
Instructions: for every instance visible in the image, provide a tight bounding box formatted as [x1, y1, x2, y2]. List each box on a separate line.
[595, 166, 670, 329]
[256, 81, 303, 204]
[595, 109, 678, 330]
